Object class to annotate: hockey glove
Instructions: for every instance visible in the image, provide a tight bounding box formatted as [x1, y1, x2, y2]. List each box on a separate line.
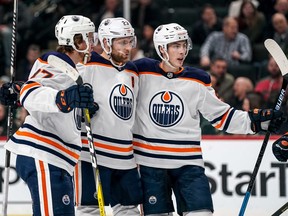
[56, 84, 94, 113]
[0, 81, 24, 108]
[272, 133, 288, 162]
[248, 108, 284, 133]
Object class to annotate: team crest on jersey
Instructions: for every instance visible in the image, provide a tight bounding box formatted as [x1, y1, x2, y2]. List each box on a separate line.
[149, 91, 184, 127]
[110, 84, 134, 120]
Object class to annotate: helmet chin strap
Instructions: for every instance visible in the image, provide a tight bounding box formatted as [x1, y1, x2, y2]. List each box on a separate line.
[162, 49, 177, 71]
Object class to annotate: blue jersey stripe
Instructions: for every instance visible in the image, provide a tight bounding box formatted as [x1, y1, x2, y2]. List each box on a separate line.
[133, 134, 200, 145]
[134, 149, 203, 160]
[10, 136, 76, 166]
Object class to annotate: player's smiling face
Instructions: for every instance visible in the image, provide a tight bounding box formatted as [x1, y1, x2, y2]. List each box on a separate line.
[111, 36, 134, 66]
[167, 41, 187, 68]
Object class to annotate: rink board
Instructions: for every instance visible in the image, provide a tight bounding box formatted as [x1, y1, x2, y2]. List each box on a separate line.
[0, 135, 287, 216]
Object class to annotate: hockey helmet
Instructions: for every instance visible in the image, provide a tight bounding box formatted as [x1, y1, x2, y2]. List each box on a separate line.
[98, 17, 136, 53]
[55, 15, 95, 52]
[153, 23, 192, 61]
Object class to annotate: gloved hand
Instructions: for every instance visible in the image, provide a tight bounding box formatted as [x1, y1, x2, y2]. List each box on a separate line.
[56, 84, 94, 113]
[0, 81, 24, 108]
[248, 109, 284, 133]
[272, 133, 288, 162]
[82, 102, 99, 122]
[88, 102, 99, 118]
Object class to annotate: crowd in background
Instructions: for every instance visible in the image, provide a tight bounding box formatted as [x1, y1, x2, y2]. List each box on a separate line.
[0, 0, 288, 135]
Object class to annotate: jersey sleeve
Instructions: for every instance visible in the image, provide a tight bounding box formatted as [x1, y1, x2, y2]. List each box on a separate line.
[20, 57, 76, 113]
[198, 85, 254, 134]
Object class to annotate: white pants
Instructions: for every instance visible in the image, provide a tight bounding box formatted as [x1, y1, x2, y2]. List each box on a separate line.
[76, 204, 141, 216]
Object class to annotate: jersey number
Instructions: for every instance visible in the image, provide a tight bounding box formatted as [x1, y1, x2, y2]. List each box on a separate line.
[31, 69, 53, 79]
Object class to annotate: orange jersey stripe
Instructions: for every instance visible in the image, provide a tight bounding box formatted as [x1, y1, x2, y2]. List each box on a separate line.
[39, 161, 49, 216]
[82, 139, 133, 153]
[74, 163, 79, 206]
[139, 71, 211, 86]
[86, 62, 138, 77]
[214, 109, 230, 129]
[133, 141, 202, 153]
[16, 130, 80, 159]
[20, 82, 41, 96]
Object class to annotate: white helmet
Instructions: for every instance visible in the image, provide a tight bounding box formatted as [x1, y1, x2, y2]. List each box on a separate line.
[55, 15, 95, 52]
[153, 23, 192, 62]
[98, 17, 136, 54]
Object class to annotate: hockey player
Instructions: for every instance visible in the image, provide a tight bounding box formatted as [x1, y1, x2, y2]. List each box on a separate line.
[1, 15, 96, 215]
[74, 17, 142, 216]
[272, 132, 288, 162]
[132, 23, 284, 216]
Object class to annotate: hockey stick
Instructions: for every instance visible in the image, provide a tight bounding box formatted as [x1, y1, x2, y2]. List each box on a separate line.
[47, 55, 106, 216]
[272, 202, 288, 216]
[2, 0, 18, 215]
[238, 38, 288, 216]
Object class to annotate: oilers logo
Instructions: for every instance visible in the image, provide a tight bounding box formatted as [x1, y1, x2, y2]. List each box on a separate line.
[110, 84, 134, 120]
[149, 91, 184, 127]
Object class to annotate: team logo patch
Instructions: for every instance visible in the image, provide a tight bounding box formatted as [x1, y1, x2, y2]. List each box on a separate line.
[149, 91, 184, 127]
[148, 196, 157, 205]
[110, 84, 134, 120]
[62, 195, 70, 205]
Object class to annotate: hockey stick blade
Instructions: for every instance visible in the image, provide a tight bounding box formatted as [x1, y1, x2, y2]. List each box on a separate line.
[264, 39, 288, 77]
[47, 55, 83, 85]
[238, 39, 288, 216]
[272, 202, 288, 216]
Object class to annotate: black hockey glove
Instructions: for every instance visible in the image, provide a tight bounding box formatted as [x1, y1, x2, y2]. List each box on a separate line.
[89, 102, 99, 118]
[81, 102, 99, 122]
[248, 109, 284, 133]
[272, 133, 288, 162]
[0, 81, 24, 108]
[56, 84, 94, 113]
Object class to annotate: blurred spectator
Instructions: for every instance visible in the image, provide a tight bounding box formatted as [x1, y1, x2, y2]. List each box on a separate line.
[131, 0, 160, 32]
[242, 92, 264, 111]
[271, 13, 288, 55]
[191, 4, 222, 45]
[254, 57, 283, 108]
[131, 43, 145, 61]
[207, 57, 235, 103]
[236, 0, 266, 44]
[228, 0, 259, 17]
[200, 17, 252, 68]
[94, 0, 123, 27]
[139, 24, 157, 58]
[0, 104, 7, 136]
[229, 76, 254, 109]
[262, 0, 288, 39]
[16, 44, 41, 81]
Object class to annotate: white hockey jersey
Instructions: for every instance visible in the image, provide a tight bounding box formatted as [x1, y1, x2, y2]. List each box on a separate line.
[5, 52, 82, 175]
[133, 58, 254, 169]
[77, 52, 139, 170]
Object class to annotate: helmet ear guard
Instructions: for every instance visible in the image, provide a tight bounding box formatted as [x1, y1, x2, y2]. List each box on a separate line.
[153, 23, 192, 62]
[55, 15, 95, 53]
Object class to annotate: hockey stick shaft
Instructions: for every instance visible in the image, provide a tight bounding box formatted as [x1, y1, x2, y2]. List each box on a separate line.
[83, 54, 106, 216]
[238, 39, 288, 216]
[48, 55, 106, 215]
[2, 0, 18, 215]
[272, 202, 288, 216]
